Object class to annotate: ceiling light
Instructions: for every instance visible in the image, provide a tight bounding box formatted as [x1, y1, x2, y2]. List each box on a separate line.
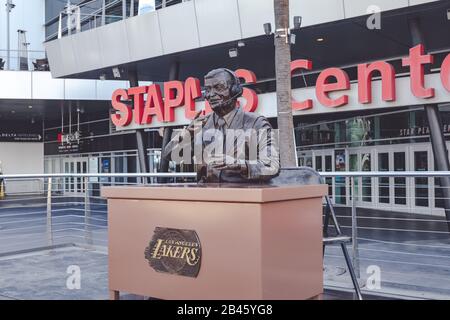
[28, 105, 33, 109]
[237, 40, 245, 48]
[290, 33, 296, 45]
[228, 48, 238, 58]
[263, 23, 272, 36]
[112, 67, 121, 79]
[316, 37, 325, 42]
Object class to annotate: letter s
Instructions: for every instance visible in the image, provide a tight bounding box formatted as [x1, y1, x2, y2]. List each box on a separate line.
[111, 89, 132, 127]
[235, 69, 258, 112]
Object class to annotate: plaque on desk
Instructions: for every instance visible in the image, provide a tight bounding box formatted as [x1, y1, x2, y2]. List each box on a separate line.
[144, 227, 202, 278]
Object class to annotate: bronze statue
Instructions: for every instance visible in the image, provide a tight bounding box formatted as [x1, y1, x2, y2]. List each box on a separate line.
[162, 68, 280, 183]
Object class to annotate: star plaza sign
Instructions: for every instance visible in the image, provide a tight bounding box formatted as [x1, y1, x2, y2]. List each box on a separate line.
[111, 44, 450, 129]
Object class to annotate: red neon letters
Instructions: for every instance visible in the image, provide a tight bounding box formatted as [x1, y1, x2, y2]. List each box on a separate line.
[358, 61, 396, 104]
[291, 60, 313, 110]
[111, 45, 450, 127]
[441, 53, 450, 92]
[316, 68, 350, 108]
[402, 44, 435, 99]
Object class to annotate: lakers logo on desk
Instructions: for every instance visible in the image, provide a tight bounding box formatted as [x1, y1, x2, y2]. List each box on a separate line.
[144, 227, 202, 278]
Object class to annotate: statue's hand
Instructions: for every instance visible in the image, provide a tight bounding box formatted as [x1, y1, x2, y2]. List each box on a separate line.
[186, 111, 206, 136]
[207, 155, 248, 175]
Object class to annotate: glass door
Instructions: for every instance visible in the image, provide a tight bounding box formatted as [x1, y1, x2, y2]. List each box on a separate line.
[375, 146, 409, 210]
[361, 151, 373, 204]
[377, 152, 390, 205]
[410, 145, 432, 214]
[298, 151, 313, 168]
[393, 151, 408, 207]
[334, 149, 347, 205]
[349, 152, 360, 203]
[63, 158, 88, 195]
[314, 150, 334, 203]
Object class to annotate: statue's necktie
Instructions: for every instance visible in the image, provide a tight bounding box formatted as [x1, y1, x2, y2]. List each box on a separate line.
[217, 117, 226, 156]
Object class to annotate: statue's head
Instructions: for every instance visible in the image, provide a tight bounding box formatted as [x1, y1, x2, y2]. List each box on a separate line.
[204, 68, 243, 117]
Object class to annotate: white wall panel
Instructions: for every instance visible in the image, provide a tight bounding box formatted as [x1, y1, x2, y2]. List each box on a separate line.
[195, 0, 242, 47]
[65, 79, 97, 100]
[0, 142, 44, 194]
[97, 80, 129, 100]
[70, 29, 103, 73]
[44, 40, 65, 78]
[291, 0, 345, 28]
[158, 1, 200, 54]
[97, 20, 131, 68]
[32, 72, 64, 100]
[127, 12, 164, 61]
[238, 0, 274, 38]
[0, 71, 32, 99]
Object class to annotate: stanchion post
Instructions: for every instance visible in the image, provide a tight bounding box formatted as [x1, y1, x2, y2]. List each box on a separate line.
[84, 177, 93, 246]
[351, 176, 360, 279]
[46, 177, 53, 246]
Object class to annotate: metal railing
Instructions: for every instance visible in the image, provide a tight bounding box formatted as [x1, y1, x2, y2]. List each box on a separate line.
[320, 171, 450, 300]
[0, 173, 195, 256]
[47, 0, 188, 41]
[0, 171, 450, 299]
[0, 50, 48, 72]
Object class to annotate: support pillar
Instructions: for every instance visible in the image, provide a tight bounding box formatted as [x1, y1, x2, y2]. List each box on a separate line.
[129, 70, 149, 178]
[159, 61, 179, 182]
[409, 18, 450, 229]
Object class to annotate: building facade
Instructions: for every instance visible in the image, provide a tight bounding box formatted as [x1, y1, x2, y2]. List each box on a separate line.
[19, 0, 450, 216]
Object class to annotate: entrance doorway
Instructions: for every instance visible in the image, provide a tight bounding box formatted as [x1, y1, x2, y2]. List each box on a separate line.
[63, 158, 88, 195]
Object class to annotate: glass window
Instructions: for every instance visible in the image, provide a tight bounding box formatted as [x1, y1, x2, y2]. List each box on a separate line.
[378, 153, 390, 204]
[394, 152, 407, 205]
[415, 151, 428, 207]
[335, 150, 346, 205]
[315, 156, 322, 172]
[361, 154, 372, 202]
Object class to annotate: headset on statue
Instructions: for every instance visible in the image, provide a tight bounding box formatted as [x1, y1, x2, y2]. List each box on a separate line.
[220, 68, 244, 99]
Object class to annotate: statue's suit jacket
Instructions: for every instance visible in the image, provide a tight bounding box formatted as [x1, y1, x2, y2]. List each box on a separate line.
[163, 107, 280, 183]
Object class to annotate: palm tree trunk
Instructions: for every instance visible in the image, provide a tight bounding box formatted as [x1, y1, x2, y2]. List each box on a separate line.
[274, 0, 297, 168]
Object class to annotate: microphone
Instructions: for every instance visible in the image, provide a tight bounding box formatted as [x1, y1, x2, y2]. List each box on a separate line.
[210, 90, 242, 110]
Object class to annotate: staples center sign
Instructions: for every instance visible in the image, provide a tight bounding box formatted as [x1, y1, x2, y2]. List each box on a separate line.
[112, 44, 450, 130]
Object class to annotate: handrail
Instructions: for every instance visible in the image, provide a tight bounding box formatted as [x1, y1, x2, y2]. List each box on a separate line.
[318, 171, 450, 178]
[1, 171, 450, 179]
[0, 173, 197, 179]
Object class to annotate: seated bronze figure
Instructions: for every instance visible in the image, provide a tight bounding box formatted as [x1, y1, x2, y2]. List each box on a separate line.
[162, 68, 280, 183]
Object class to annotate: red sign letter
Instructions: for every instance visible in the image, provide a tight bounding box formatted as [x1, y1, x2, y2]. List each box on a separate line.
[235, 69, 258, 112]
[111, 89, 132, 127]
[142, 84, 165, 124]
[184, 77, 202, 120]
[316, 68, 350, 108]
[128, 86, 147, 124]
[358, 61, 396, 104]
[290, 59, 313, 110]
[164, 81, 185, 122]
[402, 44, 435, 99]
[441, 53, 450, 92]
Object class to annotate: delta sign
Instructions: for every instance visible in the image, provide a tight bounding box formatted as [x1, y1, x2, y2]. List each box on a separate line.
[111, 44, 450, 130]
